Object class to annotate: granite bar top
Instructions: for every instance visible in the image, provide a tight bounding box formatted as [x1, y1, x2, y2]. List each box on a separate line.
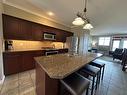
[34, 53, 103, 79]
[3, 48, 68, 53]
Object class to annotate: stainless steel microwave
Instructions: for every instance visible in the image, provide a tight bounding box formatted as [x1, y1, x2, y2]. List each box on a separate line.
[44, 33, 56, 40]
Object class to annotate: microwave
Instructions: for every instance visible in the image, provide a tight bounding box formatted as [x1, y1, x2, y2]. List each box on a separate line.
[44, 33, 56, 40]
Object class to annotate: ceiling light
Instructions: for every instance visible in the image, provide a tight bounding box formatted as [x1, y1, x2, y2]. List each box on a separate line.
[47, 12, 54, 16]
[83, 23, 93, 29]
[72, 17, 85, 25]
[72, 0, 94, 29]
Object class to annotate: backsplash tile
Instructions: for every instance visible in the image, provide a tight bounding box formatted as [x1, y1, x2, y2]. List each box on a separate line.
[12, 40, 64, 51]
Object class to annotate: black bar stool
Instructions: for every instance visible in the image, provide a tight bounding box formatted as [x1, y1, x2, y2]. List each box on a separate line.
[122, 49, 127, 71]
[78, 64, 101, 95]
[89, 59, 105, 80]
[60, 73, 90, 95]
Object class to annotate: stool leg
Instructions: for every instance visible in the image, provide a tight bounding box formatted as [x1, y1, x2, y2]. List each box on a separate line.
[102, 65, 105, 80]
[91, 77, 95, 95]
[95, 74, 99, 90]
[86, 88, 89, 95]
[99, 68, 102, 80]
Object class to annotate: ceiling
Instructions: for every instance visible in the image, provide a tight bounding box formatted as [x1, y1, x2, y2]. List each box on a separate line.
[3, 0, 127, 35]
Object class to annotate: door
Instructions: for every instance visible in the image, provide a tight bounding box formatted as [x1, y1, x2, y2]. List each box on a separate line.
[112, 40, 120, 51]
[123, 40, 127, 49]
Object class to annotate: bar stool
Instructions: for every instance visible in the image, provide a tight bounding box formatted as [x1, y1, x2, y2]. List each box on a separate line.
[60, 73, 90, 95]
[89, 59, 105, 80]
[78, 64, 101, 95]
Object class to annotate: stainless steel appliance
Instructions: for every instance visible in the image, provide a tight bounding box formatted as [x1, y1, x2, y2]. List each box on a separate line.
[45, 50, 58, 56]
[65, 36, 79, 54]
[44, 33, 56, 40]
[5, 40, 13, 50]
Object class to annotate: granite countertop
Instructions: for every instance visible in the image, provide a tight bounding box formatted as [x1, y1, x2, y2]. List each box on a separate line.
[34, 53, 103, 79]
[3, 48, 68, 53]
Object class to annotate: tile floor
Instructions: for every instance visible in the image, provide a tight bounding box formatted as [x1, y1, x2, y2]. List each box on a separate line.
[0, 69, 36, 95]
[0, 56, 127, 95]
[94, 56, 127, 95]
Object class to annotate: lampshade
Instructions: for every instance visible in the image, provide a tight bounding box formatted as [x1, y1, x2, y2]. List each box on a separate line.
[83, 23, 93, 29]
[72, 17, 85, 25]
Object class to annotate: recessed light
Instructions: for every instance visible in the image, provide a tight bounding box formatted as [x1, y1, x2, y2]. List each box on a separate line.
[47, 12, 54, 16]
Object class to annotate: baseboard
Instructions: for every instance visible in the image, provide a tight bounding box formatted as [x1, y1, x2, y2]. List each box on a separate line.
[0, 75, 5, 84]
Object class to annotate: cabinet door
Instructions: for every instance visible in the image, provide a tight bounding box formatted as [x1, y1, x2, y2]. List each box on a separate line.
[22, 52, 35, 72]
[3, 14, 20, 39]
[3, 53, 22, 75]
[20, 20, 32, 40]
[32, 23, 43, 41]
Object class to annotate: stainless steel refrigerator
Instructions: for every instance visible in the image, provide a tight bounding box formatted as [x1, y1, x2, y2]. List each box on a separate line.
[65, 36, 79, 54]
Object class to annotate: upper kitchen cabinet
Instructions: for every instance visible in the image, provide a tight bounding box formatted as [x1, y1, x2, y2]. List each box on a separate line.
[19, 19, 32, 40]
[3, 14, 21, 39]
[3, 14, 32, 40]
[31, 23, 43, 41]
[2, 14, 73, 42]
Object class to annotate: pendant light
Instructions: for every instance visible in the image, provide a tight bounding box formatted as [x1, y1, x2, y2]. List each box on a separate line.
[72, 17, 85, 26]
[72, 0, 93, 30]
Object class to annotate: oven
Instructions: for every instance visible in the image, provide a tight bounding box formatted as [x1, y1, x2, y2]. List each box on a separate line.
[45, 51, 58, 56]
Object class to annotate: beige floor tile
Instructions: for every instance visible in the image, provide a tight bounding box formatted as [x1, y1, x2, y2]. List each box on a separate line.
[19, 78, 33, 86]
[1, 80, 18, 94]
[1, 88, 19, 95]
[20, 88, 36, 95]
[4, 74, 18, 82]
[19, 83, 35, 95]
[7, 88, 19, 95]
[29, 69, 35, 75]
[0, 83, 3, 92]
[30, 74, 36, 85]
[19, 71, 30, 80]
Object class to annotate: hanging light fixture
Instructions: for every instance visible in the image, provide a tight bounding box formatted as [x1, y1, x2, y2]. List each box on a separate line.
[72, 17, 85, 25]
[72, 0, 93, 30]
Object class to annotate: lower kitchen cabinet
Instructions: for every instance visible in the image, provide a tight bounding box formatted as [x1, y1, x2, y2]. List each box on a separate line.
[22, 51, 43, 72]
[3, 49, 67, 76]
[3, 50, 44, 76]
[3, 53, 22, 75]
[22, 52, 35, 71]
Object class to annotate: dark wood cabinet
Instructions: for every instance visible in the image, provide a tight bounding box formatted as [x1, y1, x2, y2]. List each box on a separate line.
[3, 14, 32, 40]
[22, 50, 44, 71]
[3, 15, 21, 39]
[3, 49, 68, 76]
[3, 50, 43, 75]
[19, 19, 32, 40]
[32, 23, 43, 41]
[22, 52, 35, 71]
[3, 52, 22, 75]
[2, 14, 73, 42]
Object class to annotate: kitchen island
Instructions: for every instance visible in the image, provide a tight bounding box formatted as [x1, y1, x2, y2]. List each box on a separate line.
[34, 53, 103, 95]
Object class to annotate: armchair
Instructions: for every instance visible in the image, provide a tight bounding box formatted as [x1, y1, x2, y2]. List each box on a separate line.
[113, 48, 123, 60]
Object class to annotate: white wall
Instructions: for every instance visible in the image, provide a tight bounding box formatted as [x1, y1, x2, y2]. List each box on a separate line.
[0, 0, 4, 83]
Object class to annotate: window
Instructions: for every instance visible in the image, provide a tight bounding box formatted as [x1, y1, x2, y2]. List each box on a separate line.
[112, 40, 120, 51]
[99, 37, 110, 46]
[123, 40, 127, 48]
